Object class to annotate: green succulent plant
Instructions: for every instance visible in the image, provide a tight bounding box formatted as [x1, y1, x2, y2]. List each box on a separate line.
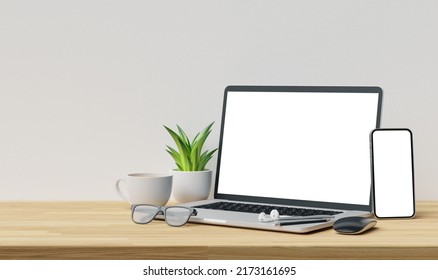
[164, 122, 218, 171]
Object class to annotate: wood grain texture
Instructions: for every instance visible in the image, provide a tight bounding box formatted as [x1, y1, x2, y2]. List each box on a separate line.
[0, 201, 437, 259]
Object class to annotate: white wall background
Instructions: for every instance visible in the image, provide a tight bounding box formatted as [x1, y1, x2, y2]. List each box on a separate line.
[1, 0, 437, 201]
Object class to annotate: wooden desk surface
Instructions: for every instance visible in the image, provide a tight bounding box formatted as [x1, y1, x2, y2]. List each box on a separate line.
[0, 201, 437, 260]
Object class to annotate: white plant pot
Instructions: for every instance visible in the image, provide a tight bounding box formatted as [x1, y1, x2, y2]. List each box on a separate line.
[170, 169, 212, 204]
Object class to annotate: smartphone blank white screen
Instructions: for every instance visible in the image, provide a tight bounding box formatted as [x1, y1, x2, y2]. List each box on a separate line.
[371, 129, 415, 218]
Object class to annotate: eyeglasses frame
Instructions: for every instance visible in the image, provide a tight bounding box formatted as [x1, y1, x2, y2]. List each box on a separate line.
[131, 204, 198, 227]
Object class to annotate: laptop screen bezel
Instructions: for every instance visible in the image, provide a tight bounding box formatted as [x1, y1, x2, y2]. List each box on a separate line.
[214, 85, 383, 212]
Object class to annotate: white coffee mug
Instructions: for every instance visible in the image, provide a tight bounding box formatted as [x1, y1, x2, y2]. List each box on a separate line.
[115, 173, 173, 205]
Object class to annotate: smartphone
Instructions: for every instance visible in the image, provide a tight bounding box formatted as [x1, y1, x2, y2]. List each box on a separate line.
[370, 128, 415, 218]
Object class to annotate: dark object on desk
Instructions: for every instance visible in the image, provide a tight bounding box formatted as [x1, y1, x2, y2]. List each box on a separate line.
[276, 219, 329, 226]
[333, 216, 377, 234]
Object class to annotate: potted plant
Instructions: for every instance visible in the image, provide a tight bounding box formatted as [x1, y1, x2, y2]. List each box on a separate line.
[164, 122, 218, 203]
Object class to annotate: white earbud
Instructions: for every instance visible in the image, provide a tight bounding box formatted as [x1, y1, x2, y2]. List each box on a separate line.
[270, 209, 280, 220]
[258, 212, 273, 222]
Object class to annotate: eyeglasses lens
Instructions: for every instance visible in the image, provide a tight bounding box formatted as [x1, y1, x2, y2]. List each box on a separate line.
[133, 205, 159, 224]
[165, 207, 191, 226]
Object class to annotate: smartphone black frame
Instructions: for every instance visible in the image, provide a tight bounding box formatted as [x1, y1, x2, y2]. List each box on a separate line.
[370, 128, 416, 218]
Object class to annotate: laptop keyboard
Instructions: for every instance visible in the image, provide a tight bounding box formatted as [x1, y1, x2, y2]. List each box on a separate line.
[195, 201, 342, 216]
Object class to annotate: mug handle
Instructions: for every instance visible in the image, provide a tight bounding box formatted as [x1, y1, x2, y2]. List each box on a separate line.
[115, 178, 129, 201]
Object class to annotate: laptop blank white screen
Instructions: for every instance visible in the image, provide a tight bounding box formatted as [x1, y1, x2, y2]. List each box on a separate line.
[218, 91, 380, 206]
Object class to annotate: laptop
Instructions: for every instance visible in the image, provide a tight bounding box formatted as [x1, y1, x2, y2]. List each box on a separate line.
[180, 85, 383, 233]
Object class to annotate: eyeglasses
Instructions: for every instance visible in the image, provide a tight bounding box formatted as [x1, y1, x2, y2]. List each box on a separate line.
[131, 204, 198, 227]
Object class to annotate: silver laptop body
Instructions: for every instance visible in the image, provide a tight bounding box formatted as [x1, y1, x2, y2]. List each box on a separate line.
[180, 86, 383, 233]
